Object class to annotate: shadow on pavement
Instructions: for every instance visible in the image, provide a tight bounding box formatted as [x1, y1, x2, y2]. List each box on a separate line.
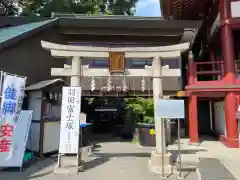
[84, 151, 151, 171]
[0, 156, 57, 179]
[168, 149, 206, 162]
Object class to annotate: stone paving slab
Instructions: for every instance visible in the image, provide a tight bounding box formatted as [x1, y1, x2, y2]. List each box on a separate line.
[0, 141, 198, 180]
[198, 158, 237, 180]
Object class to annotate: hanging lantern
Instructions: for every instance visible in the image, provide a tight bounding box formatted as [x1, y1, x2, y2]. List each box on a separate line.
[91, 76, 95, 91]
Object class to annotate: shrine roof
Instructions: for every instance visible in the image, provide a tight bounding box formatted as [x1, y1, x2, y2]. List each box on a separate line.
[25, 78, 67, 91]
[0, 18, 58, 50]
[0, 15, 202, 50]
[0, 19, 57, 44]
[54, 14, 202, 29]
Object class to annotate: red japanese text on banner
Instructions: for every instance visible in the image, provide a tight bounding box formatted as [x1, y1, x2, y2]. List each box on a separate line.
[0, 75, 26, 162]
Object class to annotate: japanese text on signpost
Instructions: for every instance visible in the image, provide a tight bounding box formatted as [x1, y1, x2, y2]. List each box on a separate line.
[59, 87, 81, 154]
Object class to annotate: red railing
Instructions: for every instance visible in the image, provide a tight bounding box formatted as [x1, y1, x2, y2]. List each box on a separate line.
[194, 61, 224, 80]
[188, 60, 240, 82]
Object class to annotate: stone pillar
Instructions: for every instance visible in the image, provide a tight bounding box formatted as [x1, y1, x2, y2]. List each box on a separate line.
[70, 56, 84, 169]
[220, 0, 239, 148]
[55, 56, 82, 174]
[148, 57, 172, 175]
[152, 57, 165, 153]
[188, 51, 199, 144]
[71, 56, 81, 86]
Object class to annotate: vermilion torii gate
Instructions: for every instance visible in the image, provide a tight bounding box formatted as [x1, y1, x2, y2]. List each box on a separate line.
[41, 40, 190, 174]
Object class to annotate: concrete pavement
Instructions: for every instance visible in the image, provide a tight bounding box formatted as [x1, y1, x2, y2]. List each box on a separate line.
[0, 137, 198, 180]
[168, 137, 240, 180]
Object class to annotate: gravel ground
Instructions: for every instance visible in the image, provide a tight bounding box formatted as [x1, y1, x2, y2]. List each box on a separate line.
[0, 137, 198, 180]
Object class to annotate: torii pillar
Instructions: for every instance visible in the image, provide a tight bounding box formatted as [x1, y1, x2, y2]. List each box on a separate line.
[56, 56, 83, 173]
[70, 56, 81, 86]
[148, 57, 172, 175]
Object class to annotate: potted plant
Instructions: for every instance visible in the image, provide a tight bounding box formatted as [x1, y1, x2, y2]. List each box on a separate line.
[125, 97, 156, 146]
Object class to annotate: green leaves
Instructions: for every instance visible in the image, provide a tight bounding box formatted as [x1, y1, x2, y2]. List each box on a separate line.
[18, 0, 138, 16]
[124, 97, 154, 124]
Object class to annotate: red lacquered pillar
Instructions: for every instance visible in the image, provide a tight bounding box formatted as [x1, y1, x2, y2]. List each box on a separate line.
[220, 0, 239, 148]
[188, 51, 199, 143]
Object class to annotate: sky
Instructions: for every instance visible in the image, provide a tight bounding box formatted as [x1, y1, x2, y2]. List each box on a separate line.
[135, 0, 161, 16]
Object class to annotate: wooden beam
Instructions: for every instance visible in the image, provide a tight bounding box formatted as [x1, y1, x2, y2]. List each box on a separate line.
[60, 27, 183, 36]
[50, 49, 182, 59]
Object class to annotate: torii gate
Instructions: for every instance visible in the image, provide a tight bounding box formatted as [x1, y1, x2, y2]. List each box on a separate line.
[41, 40, 190, 174]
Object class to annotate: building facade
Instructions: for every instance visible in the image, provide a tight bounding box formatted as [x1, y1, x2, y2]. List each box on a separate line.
[162, 0, 240, 148]
[0, 15, 200, 97]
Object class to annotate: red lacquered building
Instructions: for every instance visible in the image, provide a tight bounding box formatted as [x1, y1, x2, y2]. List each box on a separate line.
[162, 0, 240, 148]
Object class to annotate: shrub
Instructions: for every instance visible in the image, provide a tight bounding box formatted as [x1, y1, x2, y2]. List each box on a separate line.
[124, 97, 154, 124]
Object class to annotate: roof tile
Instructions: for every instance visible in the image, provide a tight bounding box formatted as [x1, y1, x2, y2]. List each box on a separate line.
[0, 19, 57, 44]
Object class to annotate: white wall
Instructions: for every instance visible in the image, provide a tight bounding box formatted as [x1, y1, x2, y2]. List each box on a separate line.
[214, 101, 226, 136]
[28, 91, 42, 121]
[215, 101, 240, 138]
[231, 2, 240, 17]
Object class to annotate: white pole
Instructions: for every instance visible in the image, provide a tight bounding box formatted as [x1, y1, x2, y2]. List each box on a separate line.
[152, 57, 165, 153]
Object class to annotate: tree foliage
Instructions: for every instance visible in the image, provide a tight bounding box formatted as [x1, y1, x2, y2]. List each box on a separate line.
[0, 0, 19, 15]
[18, 0, 138, 17]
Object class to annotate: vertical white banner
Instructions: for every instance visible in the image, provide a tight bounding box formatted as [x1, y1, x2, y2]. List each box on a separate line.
[59, 87, 81, 154]
[0, 110, 33, 168]
[0, 74, 26, 164]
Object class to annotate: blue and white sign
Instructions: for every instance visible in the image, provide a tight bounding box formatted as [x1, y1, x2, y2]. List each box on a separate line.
[0, 111, 33, 168]
[156, 100, 185, 119]
[0, 74, 26, 164]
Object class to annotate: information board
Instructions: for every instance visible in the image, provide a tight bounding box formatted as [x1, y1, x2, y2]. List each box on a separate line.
[156, 100, 185, 119]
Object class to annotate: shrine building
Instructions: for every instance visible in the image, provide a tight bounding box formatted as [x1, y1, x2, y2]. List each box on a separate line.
[0, 15, 199, 96]
[3, 9, 239, 149]
[162, 0, 240, 148]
